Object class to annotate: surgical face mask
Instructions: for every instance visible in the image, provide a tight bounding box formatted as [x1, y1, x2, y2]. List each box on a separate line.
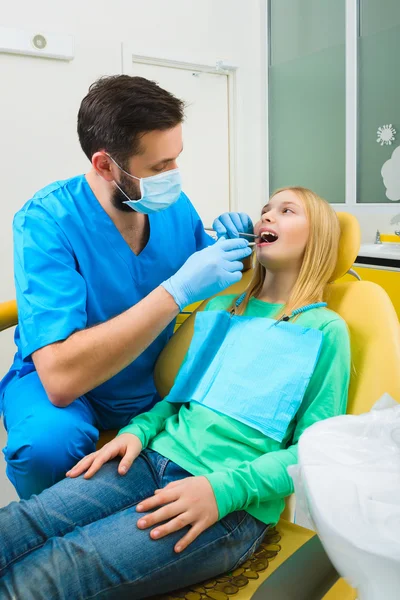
[107, 154, 182, 214]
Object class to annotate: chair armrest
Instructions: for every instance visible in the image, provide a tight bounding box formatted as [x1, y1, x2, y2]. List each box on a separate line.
[0, 300, 18, 332]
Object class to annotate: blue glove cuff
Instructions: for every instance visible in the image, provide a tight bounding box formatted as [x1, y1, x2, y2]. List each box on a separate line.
[161, 278, 185, 311]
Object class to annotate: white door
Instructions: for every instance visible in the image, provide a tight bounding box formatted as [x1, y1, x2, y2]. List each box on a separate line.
[127, 60, 231, 227]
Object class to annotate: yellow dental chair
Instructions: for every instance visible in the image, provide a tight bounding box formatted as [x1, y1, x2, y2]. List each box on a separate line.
[1, 212, 400, 599]
[152, 211, 400, 600]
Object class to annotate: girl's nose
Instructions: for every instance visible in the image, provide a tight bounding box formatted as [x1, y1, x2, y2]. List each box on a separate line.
[262, 213, 275, 224]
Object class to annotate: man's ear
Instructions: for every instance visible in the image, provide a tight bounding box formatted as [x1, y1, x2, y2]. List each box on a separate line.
[92, 152, 115, 182]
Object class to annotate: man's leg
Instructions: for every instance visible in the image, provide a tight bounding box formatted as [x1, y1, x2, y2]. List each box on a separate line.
[2, 371, 98, 499]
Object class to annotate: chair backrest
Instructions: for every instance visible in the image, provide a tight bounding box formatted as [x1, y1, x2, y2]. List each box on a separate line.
[324, 280, 400, 412]
[155, 213, 400, 413]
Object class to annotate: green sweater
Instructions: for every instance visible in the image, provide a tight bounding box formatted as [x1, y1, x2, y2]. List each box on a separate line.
[119, 295, 351, 525]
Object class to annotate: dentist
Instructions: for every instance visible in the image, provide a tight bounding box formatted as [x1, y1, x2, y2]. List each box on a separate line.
[0, 75, 253, 499]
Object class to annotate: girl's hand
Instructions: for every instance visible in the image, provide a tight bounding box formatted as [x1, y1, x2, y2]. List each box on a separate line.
[136, 476, 219, 553]
[66, 433, 142, 479]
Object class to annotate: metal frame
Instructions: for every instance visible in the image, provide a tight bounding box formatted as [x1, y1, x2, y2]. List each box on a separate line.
[266, 0, 400, 214]
[121, 44, 239, 212]
[345, 0, 359, 208]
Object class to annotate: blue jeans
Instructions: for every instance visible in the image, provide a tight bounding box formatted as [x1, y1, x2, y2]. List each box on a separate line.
[0, 449, 268, 599]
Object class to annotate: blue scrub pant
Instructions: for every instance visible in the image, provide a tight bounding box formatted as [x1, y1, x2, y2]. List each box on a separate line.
[1, 372, 134, 500]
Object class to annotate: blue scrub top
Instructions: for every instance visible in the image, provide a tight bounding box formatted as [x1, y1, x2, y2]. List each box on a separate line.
[0, 175, 213, 417]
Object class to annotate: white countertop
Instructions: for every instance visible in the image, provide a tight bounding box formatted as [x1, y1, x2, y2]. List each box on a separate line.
[358, 243, 400, 261]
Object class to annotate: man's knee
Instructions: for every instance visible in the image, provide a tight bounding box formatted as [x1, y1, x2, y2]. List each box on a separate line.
[4, 412, 98, 498]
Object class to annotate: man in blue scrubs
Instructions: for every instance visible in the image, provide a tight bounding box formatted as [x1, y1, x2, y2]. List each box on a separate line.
[0, 75, 253, 499]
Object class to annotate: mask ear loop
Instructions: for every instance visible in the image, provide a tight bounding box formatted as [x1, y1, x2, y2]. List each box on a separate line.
[106, 153, 141, 181]
[107, 153, 144, 203]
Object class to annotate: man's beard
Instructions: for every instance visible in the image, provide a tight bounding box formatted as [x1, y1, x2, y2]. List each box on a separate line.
[111, 171, 142, 212]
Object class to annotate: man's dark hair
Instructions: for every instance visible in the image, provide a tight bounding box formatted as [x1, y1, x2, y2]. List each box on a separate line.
[77, 75, 185, 165]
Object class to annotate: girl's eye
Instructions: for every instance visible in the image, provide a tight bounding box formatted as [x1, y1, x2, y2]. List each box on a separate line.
[283, 208, 293, 214]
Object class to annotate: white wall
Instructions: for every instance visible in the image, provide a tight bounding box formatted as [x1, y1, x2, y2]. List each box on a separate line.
[0, 0, 267, 374]
[338, 205, 400, 244]
[1, 0, 393, 379]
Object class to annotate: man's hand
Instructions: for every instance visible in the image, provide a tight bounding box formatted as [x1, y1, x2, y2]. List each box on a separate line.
[213, 212, 254, 240]
[161, 237, 251, 310]
[136, 476, 219, 553]
[66, 433, 142, 479]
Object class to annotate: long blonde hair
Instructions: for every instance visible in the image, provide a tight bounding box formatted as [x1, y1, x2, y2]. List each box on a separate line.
[231, 187, 340, 317]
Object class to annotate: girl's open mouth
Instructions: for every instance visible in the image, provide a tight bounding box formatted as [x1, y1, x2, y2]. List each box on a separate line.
[257, 231, 279, 246]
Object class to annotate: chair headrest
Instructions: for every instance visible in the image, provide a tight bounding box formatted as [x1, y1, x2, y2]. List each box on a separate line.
[330, 212, 361, 281]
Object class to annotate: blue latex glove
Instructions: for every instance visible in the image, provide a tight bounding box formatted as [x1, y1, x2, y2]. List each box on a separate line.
[212, 212, 254, 240]
[162, 238, 251, 310]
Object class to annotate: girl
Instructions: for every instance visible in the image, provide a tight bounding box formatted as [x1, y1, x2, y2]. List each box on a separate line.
[0, 187, 350, 599]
